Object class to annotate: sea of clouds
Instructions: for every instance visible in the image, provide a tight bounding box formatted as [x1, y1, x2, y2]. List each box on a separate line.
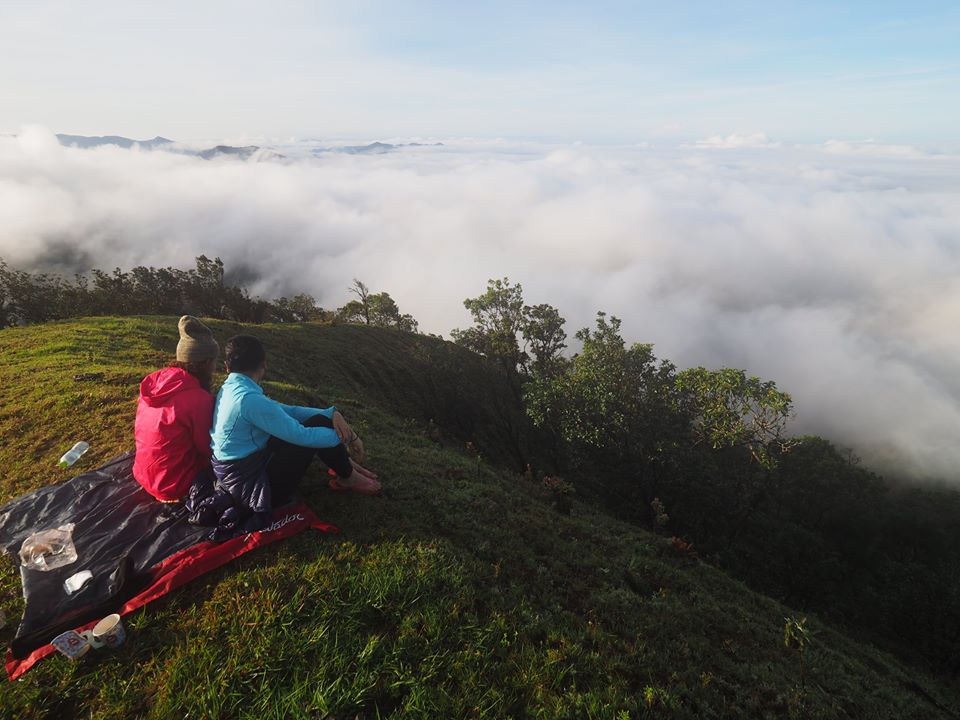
[3, 125, 960, 481]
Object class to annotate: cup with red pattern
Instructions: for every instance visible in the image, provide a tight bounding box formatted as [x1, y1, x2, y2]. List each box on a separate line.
[51, 630, 92, 660]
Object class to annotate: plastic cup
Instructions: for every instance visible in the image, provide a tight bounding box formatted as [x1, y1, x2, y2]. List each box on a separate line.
[51, 630, 92, 660]
[92, 613, 126, 649]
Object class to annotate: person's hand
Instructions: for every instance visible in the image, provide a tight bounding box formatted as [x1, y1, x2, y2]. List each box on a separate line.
[331, 411, 353, 443]
[350, 458, 377, 479]
[348, 436, 365, 464]
[332, 411, 364, 461]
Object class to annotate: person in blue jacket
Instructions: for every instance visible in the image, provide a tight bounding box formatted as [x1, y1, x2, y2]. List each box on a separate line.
[190, 334, 379, 537]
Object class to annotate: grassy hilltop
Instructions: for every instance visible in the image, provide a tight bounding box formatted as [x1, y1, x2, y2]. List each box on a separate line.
[0, 317, 957, 719]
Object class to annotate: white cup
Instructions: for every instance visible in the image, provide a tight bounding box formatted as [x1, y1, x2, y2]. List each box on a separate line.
[92, 613, 126, 649]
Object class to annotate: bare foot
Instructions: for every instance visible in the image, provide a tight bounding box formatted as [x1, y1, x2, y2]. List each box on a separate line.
[329, 474, 381, 496]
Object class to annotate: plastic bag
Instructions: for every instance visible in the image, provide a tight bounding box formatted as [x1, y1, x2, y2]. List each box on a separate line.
[19, 523, 78, 571]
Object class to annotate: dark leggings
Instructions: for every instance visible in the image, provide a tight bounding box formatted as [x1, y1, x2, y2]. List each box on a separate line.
[266, 413, 352, 505]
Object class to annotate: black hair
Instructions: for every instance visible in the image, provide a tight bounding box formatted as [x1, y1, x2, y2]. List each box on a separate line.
[224, 334, 266, 374]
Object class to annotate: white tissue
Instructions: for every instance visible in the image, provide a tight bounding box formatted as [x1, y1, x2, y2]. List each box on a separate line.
[63, 570, 93, 595]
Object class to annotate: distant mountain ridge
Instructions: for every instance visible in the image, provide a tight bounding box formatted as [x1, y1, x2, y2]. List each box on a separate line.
[54, 134, 285, 162]
[196, 145, 286, 162]
[56, 134, 174, 150]
[313, 141, 444, 155]
[52, 134, 441, 161]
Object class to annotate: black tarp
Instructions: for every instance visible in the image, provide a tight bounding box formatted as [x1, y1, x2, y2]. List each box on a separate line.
[0, 453, 208, 659]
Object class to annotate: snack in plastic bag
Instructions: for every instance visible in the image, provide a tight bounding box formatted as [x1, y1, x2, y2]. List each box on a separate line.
[19, 523, 78, 571]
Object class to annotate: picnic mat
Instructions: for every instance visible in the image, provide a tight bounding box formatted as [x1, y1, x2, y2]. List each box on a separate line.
[0, 453, 336, 679]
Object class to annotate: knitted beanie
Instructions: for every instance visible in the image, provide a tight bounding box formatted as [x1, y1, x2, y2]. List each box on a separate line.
[176, 315, 219, 362]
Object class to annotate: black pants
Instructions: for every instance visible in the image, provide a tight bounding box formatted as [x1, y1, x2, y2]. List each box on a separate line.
[266, 414, 352, 505]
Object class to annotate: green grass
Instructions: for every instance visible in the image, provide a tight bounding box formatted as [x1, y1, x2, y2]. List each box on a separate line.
[0, 317, 957, 719]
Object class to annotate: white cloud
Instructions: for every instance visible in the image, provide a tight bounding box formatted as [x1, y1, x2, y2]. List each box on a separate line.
[3, 127, 960, 482]
[688, 132, 781, 149]
[820, 139, 931, 158]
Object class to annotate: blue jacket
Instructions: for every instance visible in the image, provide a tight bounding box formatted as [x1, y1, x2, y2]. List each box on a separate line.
[211, 373, 339, 461]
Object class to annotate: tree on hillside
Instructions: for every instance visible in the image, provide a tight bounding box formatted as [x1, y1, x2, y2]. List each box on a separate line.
[451, 277, 567, 380]
[181, 254, 259, 319]
[451, 278, 527, 379]
[187, 255, 228, 316]
[0, 262, 11, 328]
[368, 292, 418, 332]
[336, 279, 418, 332]
[0, 261, 80, 325]
[670, 367, 797, 549]
[525, 312, 688, 508]
[83, 255, 257, 320]
[128, 265, 187, 314]
[0, 255, 312, 326]
[272, 293, 329, 322]
[675, 367, 795, 470]
[523, 303, 568, 377]
[342, 279, 372, 325]
[91, 267, 138, 315]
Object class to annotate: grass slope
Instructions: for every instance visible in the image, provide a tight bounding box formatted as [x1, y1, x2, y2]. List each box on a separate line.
[0, 317, 956, 719]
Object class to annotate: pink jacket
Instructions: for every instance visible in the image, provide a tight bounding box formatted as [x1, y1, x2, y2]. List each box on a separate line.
[133, 367, 214, 501]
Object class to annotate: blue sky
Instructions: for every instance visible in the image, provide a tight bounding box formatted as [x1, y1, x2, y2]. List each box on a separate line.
[1, 1, 958, 142]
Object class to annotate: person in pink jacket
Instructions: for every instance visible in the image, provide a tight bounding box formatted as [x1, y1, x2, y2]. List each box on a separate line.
[133, 316, 220, 502]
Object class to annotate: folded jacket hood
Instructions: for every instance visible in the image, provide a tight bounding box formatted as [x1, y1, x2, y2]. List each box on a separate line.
[139, 367, 200, 406]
